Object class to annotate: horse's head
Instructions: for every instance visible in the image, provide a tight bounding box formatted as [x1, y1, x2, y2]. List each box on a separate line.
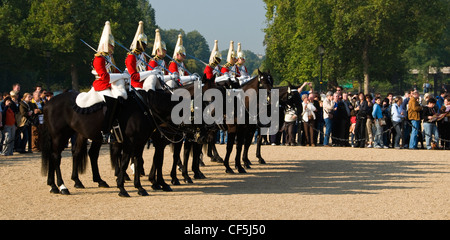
[257, 69, 275, 105]
[257, 69, 274, 90]
[280, 83, 302, 113]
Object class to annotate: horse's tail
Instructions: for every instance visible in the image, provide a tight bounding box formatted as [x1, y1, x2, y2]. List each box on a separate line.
[40, 120, 53, 176]
[73, 136, 88, 174]
[109, 141, 122, 170]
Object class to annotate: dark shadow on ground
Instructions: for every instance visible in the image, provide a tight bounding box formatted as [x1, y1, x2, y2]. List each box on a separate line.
[165, 159, 447, 195]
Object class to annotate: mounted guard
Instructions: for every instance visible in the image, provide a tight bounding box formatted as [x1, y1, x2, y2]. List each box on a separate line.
[168, 34, 199, 86]
[218, 40, 239, 84]
[236, 43, 251, 85]
[204, 40, 222, 81]
[125, 21, 159, 91]
[143, 29, 174, 91]
[77, 21, 128, 134]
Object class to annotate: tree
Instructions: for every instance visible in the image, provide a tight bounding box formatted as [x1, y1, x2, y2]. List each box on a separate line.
[0, 0, 158, 92]
[263, 0, 449, 93]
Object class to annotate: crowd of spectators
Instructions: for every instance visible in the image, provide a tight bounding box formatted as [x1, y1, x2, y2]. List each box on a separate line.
[0, 83, 53, 156]
[244, 84, 450, 150]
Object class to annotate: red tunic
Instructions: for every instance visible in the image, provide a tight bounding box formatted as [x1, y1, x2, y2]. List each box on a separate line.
[168, 61, 188, 76]
[221, 64, 240, 76]
[92, 56, 111, 91]
[204, 65, 215, 80]
[147, 59, 167, 74]
[125, 54, 143, 89]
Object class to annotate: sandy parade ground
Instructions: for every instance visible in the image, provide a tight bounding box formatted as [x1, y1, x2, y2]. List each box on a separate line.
[0, 143, 449, 220]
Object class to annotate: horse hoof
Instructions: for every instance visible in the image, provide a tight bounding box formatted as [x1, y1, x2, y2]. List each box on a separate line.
[74, 182, 85, 189]
[258, 158, 266, 164]
[98, 181, 110, 188]
[162, 185, 173, 192]
[236, 167, 247, 174]
[171, 179, 181, 185]
[226, 168, 235, 174]
[138, 189, 149, 196]
[50, 186, 59, 194]
[60, 189, 70, 195]
[184, 178, 193, 184]
[119, 191, 130, 198]
[194, 173, 206, 179]
[151, 184, 162, 190]
[59, 184, 70, 195]
[244, 163, 252, 169]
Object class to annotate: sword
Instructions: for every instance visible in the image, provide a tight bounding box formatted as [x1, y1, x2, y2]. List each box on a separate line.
[80, 38, 124, 74]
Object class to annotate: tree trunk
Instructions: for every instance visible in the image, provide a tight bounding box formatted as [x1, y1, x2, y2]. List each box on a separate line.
[71, 63, 79, 91]
[362, 38, 370, 95]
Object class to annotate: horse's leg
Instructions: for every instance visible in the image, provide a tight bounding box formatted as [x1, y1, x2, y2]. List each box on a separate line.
[193, 142, 206, 179]
[224, 131, 236, 174]
[152, 139, 172, 191]
[133, 145, 148, 196]
[53, 147, 70, 195]
[255, 130, 266, 164]
[234, 131, 246, 173]
[116, 143, 132, 197]
[207, 141, 214, 160]
[211, 141, 223, 163]
[88, 139, 109, 188]
[242, 129, 255, 169]
[71, 135, 87, 188]
[148, 153, 157, 186]
[171, 142, 182, 185]
[182, 141, 193, 183]
[46, 146, 59, 194]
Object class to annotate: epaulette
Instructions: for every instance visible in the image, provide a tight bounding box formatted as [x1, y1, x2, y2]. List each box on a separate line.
[94, 52, 108, 57]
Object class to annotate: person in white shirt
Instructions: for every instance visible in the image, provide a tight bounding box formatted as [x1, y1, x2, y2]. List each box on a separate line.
[322, 91, 335, 146]
[302, 94, 317, 146]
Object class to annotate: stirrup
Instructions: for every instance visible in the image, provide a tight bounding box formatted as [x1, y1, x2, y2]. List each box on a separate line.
[112, 123, 123, 143]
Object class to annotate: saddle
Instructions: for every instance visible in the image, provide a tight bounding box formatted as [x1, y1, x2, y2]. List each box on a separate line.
[72, 88, 105, 114]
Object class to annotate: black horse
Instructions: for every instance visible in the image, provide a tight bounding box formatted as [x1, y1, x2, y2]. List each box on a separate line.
[41, 90, 110, 195]
[221, 69, 274, 174]
[112, 75, 216, 197]
[240, 82, 303, 168]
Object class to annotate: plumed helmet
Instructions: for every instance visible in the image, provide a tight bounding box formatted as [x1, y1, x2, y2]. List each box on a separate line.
[237, 43, 246, 60]
[97, 21, 115, 54]
[209, 40, 222, 65]
[226, 40, 236, 63]
[172, 34, 186, 59]
[130, 21, 147, 51]
[152, 29, 167, 56]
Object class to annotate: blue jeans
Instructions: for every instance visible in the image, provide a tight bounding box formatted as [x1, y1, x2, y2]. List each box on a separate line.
[409, 120, 420, 149]
[373, 119, 383, 147]
[219, 130, 227, 144]
[323, 118, 333, 146]
[423, 122, 439, 149]
[392, 121, 402, 148]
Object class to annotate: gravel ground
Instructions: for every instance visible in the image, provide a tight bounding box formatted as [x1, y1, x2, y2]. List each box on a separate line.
[0, 144, 449, 220]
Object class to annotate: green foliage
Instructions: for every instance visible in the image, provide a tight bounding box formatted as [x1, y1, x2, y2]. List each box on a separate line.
[263, 0, 449, 93]
[0, 0, 263, 93]
[0, 0, 157, 92]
